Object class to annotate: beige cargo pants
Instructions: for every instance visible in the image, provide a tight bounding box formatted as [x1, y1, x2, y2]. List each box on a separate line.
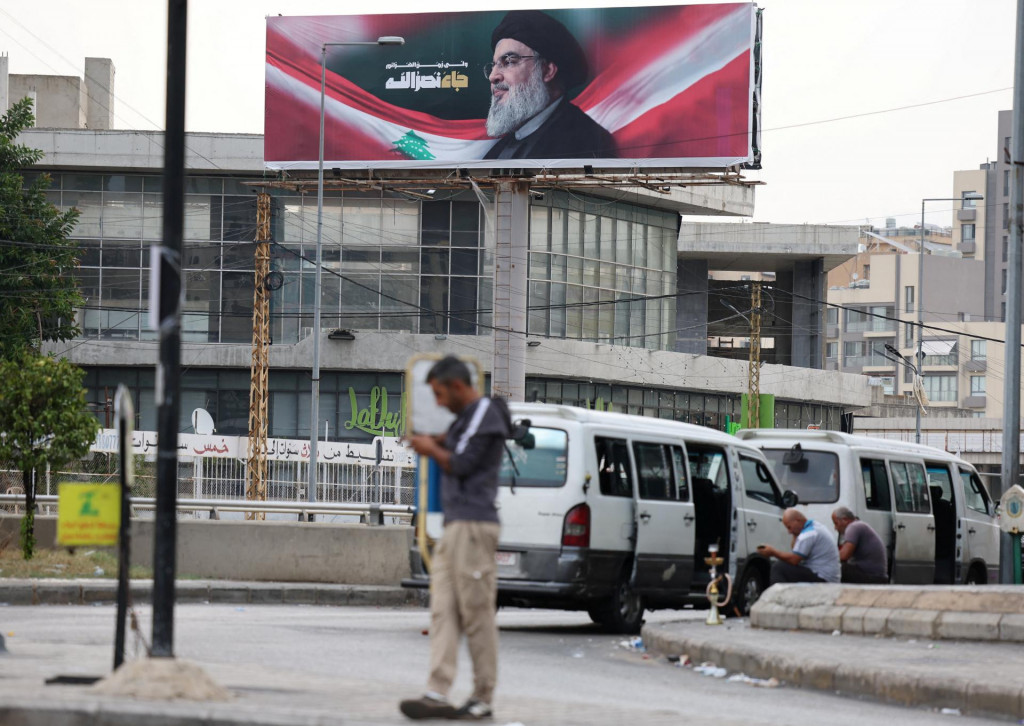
[426, 520, 501, 705]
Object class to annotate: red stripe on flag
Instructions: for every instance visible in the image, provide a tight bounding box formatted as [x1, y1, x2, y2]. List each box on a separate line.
[612, 53, 751, 159]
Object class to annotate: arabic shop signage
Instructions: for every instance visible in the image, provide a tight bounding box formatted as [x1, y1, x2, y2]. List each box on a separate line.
[90, 429, 413, 465]
[344, 386, 406, 438]
[265, 4, 761, 170]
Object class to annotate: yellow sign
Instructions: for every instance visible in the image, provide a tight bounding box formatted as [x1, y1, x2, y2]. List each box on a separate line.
[57, 483, 121, 547]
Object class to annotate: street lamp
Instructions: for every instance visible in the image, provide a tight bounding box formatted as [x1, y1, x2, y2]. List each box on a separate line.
[915, 193, 983, 443]
[309, 35, 405, 510]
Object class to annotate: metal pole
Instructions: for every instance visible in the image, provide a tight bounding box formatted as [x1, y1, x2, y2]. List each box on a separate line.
[1000, 0, 1024, 584]
[916, 200, 925, 444]
[152, 0, 187, 658]
[308, 44, 327, 514]
[114, 385, 134, 670]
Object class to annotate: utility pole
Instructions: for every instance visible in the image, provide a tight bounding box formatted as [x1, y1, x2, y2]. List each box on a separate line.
[746, 281, 762, 428]
[152, 0, 187, 658]
[1000, 0, 1024, 584]
[491, 180, 529, 402]
[246, 192, 271, 521]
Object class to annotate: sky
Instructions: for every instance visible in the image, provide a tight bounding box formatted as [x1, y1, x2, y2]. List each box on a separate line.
[0, 0, 1016, 229]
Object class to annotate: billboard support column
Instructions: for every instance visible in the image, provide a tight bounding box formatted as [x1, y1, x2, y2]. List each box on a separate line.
[491, 181, 529, 401]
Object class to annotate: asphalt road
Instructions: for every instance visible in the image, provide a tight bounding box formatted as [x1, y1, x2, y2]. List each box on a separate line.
[0, 604, 1005, 725]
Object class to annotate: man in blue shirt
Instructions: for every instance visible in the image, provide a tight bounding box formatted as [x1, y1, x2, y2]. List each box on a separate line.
[759, 508, 841, 584]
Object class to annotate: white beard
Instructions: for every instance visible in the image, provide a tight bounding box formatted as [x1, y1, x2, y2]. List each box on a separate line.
[486, 62, 552, 138]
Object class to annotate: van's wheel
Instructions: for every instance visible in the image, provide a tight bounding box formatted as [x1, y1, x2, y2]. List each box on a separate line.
[733, 564, 768, 616]
[964, 564, 986, 585]
[589, 579, 644, 634]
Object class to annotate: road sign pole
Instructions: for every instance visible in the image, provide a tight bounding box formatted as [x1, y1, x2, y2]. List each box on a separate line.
[114, 385, 134, 670]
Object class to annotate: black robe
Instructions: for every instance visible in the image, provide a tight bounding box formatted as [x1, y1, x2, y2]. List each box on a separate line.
[483, 98, 617, 160]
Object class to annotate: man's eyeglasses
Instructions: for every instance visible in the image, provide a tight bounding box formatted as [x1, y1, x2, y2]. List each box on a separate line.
[483, 54, 539, 78]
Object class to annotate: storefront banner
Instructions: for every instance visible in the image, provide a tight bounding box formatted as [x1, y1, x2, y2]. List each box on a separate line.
[265, 3, 760, 170]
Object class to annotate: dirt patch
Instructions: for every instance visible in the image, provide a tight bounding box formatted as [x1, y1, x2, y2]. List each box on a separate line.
[93, 658, 231, 701]
[0, 546, 151, 580]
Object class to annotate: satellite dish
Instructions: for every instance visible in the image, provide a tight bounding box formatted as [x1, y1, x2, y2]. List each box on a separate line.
[192, 408, 216, 435]
[851, 272, 859, 280]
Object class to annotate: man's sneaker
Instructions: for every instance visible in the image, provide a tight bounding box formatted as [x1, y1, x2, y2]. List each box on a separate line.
[399, 694, 457, 720]
[454, 700, 493, 720]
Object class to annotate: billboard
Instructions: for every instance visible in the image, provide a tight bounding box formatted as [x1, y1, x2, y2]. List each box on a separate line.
[265, 4, 761, 170]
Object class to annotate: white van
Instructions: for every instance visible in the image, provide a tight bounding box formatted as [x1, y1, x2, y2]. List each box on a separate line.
[405, 403, 798, 633]
[735, 429, 999, 585]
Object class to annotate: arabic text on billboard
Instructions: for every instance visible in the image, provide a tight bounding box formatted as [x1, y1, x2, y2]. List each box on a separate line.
[265, 4, 759, 170]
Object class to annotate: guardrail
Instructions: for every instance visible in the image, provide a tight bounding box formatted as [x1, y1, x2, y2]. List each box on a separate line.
[0, 494, 415, 525]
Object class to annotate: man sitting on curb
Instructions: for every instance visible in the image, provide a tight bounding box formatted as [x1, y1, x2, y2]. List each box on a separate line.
[831, 506, 889, 584]
[758, 508, 840, 584]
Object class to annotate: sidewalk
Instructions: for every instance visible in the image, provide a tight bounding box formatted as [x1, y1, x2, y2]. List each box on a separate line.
[0, 578, 428, 608]
[642, 616, 1024, 721]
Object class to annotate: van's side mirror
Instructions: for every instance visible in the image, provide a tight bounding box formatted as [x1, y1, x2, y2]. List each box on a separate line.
[781, 489, 799, 508]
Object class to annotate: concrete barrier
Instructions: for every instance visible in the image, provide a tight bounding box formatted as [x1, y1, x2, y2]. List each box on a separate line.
[751, 583, 1024, 642]
[0, 516, 412, 586]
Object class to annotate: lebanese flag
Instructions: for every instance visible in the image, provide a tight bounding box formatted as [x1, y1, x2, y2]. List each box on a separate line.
[265, 4, 755, 169]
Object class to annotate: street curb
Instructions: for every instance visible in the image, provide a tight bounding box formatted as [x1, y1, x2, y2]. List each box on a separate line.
[0, 579, 428, 609]
[641, 622, 1024, 720]
[0, 699, 344, 726]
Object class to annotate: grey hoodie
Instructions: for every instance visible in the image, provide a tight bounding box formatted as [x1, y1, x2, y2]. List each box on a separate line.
[441, 396, 512, 524]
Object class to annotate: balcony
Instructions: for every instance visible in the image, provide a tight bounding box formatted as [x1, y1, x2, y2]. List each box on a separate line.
[847, 319, 897, 334]
[963, 394, 987, 408]
[957, 208, 977, 222]
[959, 240, 976, 255]
[965, 358, 987, 372]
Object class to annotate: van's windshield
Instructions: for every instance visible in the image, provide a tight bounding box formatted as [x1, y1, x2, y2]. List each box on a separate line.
[499, 427, 569, 488]
[762, 447, 840, 504]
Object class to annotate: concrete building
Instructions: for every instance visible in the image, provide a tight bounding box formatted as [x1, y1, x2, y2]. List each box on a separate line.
[6, 59, 870, 442]
[0, 55, 114, 129]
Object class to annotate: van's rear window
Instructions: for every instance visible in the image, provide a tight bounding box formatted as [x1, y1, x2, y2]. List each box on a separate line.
[499, 428, 569, 488]
[762, 448, 840, 504]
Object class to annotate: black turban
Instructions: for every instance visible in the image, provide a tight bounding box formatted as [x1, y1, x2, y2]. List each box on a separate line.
[490, 10, 589, 90]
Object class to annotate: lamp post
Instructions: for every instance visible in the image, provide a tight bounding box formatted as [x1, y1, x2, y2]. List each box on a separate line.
[309, 36, 404, 511]
[916, 193, 983, 443]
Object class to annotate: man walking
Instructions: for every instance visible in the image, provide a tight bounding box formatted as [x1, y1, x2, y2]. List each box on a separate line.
[400, 356, 511, 721]
[759, 508, 841, 584]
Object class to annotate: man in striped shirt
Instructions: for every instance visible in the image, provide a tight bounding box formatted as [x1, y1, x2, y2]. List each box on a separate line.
[401, 356, 511, 721]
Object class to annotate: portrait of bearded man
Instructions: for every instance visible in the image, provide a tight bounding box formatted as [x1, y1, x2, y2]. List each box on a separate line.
[483, 10, 617, 160]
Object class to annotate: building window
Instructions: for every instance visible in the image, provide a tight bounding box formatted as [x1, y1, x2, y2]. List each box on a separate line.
[1004, 236, 1009, 263]
[1005, 169, 1011, 197]
[904, 285, 914, 313]
[971, 339, 986, 360]
[1006, 136, 1012, 155]
[826, 307, 839, 325]
[970, 376, 986, 395]
[923, 374, 957, 402]
[962, 192, 977, 209]
[903, 364, 913, 384]
[826, 342, 838, 359]
[962, 223, 975, 242]
[905, 322, 914, 348]
[1003, 269, 1008, 294]
[1003, 301, 1007, 322]
[845, 308, 870, 331]
[1005, 202, 1010, 230]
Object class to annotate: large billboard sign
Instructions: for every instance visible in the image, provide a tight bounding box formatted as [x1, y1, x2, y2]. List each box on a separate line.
[265, 4, 761, 170]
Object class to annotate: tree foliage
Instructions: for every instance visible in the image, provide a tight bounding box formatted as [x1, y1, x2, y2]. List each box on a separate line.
[0, 98, 83, 360]
[0, 351, 99, 558]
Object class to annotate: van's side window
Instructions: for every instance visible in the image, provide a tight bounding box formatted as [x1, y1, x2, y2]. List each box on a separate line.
[739, 455, 780, 505]
[688, 446, 729, 492]
[634, 442, 675, 501]
[595, 437, 633, 498]
[960, 468, 993, 515]
[669, 445, 690, 502]
[890, 461, 931, 514]
[861, 459, 892, 511]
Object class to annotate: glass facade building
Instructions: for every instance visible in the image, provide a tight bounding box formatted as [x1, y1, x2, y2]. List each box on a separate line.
[34, 171, 843, 440]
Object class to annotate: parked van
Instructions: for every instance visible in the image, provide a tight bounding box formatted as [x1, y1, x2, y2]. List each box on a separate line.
[405, 403, 798, 633]
[734, 430, 999, 585]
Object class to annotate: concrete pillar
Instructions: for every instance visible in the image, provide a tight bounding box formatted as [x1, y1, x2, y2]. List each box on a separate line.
[84, 57, 114, 130]
[790, 259, 825, 369]
[675, 259, 709, 355]
[491, 181, 529, 401]
[0, 54, 8, 115]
